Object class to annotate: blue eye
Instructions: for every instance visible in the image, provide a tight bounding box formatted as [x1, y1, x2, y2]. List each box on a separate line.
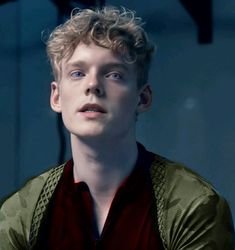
[70, 71, 85, 78]
[106, 72, 123, 80]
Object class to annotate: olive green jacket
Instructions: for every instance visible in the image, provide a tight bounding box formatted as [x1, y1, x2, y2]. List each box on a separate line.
[0, 155, 234, 249]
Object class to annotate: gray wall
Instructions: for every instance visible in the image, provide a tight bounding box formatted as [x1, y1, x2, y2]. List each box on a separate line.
[0, 0, 234, 222]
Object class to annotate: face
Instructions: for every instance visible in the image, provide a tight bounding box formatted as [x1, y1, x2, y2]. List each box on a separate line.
[50, 42, 152, 141]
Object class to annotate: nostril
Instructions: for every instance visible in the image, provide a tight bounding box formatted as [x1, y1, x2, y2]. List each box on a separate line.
[95, 88, 101, 94]
[85, 86, 104, 97]
[85, 88, 91, 96]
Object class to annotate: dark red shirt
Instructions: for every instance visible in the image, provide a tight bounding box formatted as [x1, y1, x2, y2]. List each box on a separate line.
[36, 145, 164, 249]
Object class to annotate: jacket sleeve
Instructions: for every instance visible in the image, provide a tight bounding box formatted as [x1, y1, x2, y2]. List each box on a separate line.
[0, 192, 29, 250]
[0, 173, 50, 250]
[163, 163, 235, 250]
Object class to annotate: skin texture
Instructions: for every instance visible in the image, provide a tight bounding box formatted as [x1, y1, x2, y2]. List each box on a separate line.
[50, 42, 152, 233]
[50, 42, 151, 141]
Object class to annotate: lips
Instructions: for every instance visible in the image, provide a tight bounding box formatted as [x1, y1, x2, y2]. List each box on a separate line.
[79, 103, 106, 113]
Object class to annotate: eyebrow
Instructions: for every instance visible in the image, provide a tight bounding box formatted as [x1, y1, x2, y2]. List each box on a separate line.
[103, 62, 129, 70]
[65, 60, 130, 72]
[64, 61, 87, 71]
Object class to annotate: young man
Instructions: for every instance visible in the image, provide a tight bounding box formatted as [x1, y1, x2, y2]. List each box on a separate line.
[0, 6, 234, 249]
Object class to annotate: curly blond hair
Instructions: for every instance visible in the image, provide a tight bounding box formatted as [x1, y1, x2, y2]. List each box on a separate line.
[47, 6, 155, 87]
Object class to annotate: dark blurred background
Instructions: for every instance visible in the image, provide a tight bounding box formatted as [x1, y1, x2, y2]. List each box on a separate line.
[0, 0, 234, 220]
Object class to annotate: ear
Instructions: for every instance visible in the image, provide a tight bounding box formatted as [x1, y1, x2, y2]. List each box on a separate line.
[50, 81, 61, 113]
[136, 84, 152, 114]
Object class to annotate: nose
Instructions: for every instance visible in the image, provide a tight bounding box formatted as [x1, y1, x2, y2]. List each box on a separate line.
[85, 75, 104, 97]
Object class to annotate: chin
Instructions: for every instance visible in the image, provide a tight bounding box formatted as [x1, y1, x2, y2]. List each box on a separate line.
[71, 128, 106, 138]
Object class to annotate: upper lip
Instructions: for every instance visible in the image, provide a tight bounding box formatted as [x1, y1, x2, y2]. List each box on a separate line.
[79, 103, 107, 113]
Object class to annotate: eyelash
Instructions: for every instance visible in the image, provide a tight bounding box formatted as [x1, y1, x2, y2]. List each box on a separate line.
[106, 72, 123, 80]
[70, 71, 85, 78]
[69, 71, 124, 81]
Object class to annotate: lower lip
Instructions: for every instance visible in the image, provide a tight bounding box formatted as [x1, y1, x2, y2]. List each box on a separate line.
[80, 111, 105, 119]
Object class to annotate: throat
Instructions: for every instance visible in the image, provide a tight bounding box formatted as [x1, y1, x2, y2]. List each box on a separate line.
[93, 196, 114, 236]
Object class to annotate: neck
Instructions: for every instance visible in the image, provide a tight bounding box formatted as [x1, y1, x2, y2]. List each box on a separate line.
[71, 134, 138, 234]
[71, 134, 138, 197]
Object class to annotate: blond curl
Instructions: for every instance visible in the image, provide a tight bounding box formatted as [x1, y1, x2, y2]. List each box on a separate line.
[46, 6, 155, 87]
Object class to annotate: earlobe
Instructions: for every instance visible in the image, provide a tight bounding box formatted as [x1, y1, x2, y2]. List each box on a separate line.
[136, 84, 152, 114]
[50, 81, 61, 113]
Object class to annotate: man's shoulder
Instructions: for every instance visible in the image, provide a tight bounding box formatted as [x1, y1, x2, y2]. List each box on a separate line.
[150, 153, 226, 230]
[151, 153, 218, 198]
[0, 164, 64, 249]
[1, 167, 52, 209]
[0, 167, 54, 248]
[150, 153, 235, 249]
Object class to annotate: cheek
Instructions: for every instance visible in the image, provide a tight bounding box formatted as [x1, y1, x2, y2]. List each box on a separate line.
[123, 86, 138, 104]
[113, 89, 138, 112]
[59, 92, 76, 114]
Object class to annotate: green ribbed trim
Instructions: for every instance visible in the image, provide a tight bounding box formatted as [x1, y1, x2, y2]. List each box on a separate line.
[29, 157, 167, 248]
[28, 164, 65, 249]
[150, 155, 167, 249]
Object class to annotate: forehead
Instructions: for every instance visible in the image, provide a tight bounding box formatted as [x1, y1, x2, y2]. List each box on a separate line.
[62, 42, 136, 72]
